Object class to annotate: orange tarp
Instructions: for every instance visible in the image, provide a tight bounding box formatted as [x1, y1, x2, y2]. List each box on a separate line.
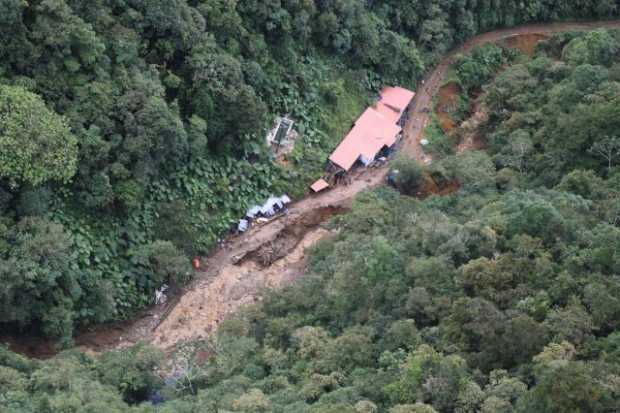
[310, 178, 330, 193]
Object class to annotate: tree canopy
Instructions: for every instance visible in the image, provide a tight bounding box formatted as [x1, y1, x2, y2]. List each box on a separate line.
[3, 27, 620, 412]
[0, 85, 77, 186]
[0, 3, 619, 406]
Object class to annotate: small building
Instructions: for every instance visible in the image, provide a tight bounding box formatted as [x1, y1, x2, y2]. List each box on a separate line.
[266, 116, 298, 160]
[310, 178, 330, 193]
[267, 116, 294, 146]
[328, 86, 415, 172]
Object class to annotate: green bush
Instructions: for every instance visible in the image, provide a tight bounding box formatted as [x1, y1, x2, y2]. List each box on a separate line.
[391, 157, 425, 196]
[0, 85, 77, 187]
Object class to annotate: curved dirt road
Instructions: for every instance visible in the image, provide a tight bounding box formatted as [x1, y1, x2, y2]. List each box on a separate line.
[402, 19, 620, 164]
[7, 19, 620, 356]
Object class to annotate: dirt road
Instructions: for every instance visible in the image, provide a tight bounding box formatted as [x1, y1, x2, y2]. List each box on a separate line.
[6, 19, 620, 356]
[403, 19, 620, 159]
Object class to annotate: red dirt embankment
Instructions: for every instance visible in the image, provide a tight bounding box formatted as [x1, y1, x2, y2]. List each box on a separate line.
[436, 82, 462, 133]
[501, 33, 550, 56]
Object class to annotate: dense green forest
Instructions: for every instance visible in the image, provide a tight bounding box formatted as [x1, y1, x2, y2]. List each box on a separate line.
[3, 0, 618, 343]
[2, 24, 620, 412]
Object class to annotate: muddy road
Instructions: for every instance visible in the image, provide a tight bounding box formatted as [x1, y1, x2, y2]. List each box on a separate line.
[75, 178, 377, 352]
[5, 19, 620, 356]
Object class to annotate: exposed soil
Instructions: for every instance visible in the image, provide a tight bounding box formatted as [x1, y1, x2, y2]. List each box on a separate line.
[0, 334, 59, 359]
[457, 99, 490, 153]
[74, 204, 353, 353]
[151, 226, 335, 349]
[237, 206, 348, 267]
[419, 174, 461, 198]
[4, 19, 620, 358]
[436, 82, 462, 133]
[500, 33, 550, 56]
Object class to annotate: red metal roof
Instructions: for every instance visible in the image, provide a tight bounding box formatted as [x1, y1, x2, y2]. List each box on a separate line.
[380, 86, 416, 114]
[328, 86, 414, 172]
[329, 108, 401, 171]
[310, 178, 330, 193]
[375, 102, 401, 124]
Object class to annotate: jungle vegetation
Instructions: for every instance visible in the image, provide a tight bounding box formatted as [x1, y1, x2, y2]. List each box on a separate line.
[1, 0, 618, 344]
[2, 22, 620, 413]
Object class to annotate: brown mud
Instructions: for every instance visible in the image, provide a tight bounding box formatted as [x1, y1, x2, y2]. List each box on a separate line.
[500, 33, 550, 56]
[456, 97, 490, 153]
[436, 82, 462, 133]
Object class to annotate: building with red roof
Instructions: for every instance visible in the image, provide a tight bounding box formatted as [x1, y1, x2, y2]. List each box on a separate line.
[328, 86, 415, 172]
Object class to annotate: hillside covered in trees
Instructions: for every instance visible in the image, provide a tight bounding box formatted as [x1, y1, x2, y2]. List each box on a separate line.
[2, 0, 617, 344]
[2, 18, 620, 413]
